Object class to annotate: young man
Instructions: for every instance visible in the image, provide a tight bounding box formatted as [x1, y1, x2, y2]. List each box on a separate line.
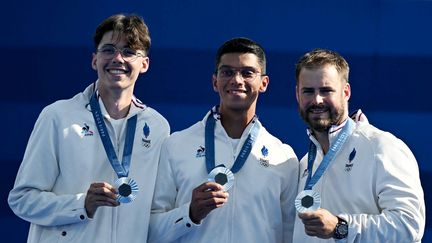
[8, 14, 169, 243]
[149, 38, 299, 243]
[293, 48, 425, 242]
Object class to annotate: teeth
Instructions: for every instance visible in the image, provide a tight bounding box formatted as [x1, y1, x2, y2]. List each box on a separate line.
[309, 108, 327, 114]
[109, 69, 126, 74]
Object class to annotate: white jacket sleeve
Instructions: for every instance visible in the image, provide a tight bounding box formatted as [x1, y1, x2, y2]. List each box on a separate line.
[8, 108, 88, 226]
[148, 140, 198, 242]
[341, 134, 425, 243]
[281, 145, 300, 243]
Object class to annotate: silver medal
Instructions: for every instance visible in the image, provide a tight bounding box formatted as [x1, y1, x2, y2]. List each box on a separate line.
[207, 166, 235, 191]
[114, 177, 139, 203]
[295, 189, 321, 213]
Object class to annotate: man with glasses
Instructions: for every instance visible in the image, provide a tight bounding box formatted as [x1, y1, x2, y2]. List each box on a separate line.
[8, 14, 169, 243]
[149, 37, 299, 243]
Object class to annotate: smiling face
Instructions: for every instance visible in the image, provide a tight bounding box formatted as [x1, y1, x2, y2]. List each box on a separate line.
[296, 64, 350, 132]
[212, 53, 269, 114]
[91, 31, 149, 93]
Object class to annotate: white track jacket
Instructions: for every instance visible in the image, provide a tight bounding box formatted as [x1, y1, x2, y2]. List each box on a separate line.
[293, 117, 425, 243]
[149, 109, 299, 243]
[8, 82, 170, 243]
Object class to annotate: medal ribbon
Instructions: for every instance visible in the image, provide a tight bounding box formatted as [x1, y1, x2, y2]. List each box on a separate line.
[90, 92, 137, 178]
[304, 118, 355, 190]
[205, 108, 259, 174]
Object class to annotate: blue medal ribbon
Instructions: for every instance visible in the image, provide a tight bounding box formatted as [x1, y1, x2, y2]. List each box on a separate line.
[89, 92, 137, 178]
[304, 118, 355, 190]
[205, 107, 259, 174]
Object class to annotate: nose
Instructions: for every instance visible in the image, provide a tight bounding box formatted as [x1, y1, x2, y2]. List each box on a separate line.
[111, 50, 125, 62]
[312, 93, 324, 104]
[230, 71, 244, 84]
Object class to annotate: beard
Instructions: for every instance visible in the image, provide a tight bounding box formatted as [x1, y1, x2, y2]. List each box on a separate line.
[299, 103, 346, 133]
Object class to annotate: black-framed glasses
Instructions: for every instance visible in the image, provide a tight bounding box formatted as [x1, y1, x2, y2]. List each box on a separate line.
[97, 45, 145, 62]
[216, 67, 264, 81]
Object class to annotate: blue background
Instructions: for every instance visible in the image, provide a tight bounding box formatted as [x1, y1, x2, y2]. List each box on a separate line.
[1, 0, 430, 241]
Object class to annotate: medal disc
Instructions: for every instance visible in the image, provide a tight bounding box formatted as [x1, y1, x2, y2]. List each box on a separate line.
[207, 166, 235, 191]
[114, 177, 139, 203]
[295, 190, 321, 213]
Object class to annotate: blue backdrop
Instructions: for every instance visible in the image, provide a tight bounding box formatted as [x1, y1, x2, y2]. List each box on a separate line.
[1, 0, 430, 241]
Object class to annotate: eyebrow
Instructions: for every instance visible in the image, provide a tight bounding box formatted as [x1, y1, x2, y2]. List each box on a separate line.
[218, 65, 259, 70]
[300, 86, 335, 92]
[100, 43, 131, 48]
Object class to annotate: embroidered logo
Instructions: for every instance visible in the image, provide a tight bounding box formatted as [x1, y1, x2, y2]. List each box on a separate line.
[259, 145, 270, 167]
[345, 148, 356, 172]
[81, 123, 94, 136]
[141, 123, 151, 148]
[196, 146, 206, 158]
[301, 168, 309, 178]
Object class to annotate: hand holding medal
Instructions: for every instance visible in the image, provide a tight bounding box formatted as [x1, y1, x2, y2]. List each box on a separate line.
[84, 182, 120, 218]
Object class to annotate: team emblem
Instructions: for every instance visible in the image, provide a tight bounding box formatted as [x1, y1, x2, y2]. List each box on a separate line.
[259, 145, 270, 167]
[345, 148, 356, 172]
[141, 123, 151, 148]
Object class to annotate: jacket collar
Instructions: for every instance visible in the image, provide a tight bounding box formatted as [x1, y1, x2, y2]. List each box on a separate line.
[84, 81, 147, 119]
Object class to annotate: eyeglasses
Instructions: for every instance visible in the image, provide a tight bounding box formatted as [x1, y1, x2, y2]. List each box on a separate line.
[216, 67, 264, 81]
[97, 45, 145, 62]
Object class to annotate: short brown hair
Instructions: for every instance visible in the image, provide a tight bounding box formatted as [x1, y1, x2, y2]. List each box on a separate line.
[93, 14, 151, 55]
[295, 48, 349, 85]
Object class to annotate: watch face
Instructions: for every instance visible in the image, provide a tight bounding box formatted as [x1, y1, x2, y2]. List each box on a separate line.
[337, 224, 348, 235]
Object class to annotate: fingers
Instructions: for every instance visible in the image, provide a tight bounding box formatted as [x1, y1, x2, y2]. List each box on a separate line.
[85, 182, 120, 218]
[298, 209, 338, 239]
[91, 182, 118, 196]
[189, 182, 229, 223]
[299, 212, 324, 226]
[196, 181, 225, 192]
[193, 182, 229, 206]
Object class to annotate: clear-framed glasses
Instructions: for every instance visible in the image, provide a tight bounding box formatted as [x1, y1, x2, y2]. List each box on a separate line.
[97, 45, 145, 62]
[216, 66, 264, 81]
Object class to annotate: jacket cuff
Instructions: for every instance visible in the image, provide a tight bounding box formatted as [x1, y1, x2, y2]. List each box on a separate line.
[74, 193, 90, 222]
[174, 203, 200, 230]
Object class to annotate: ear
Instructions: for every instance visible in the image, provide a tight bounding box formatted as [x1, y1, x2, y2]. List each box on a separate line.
[91, 53, 97, 71]
[212, 74, 218, 92]
[295, 85, 299, 102]
[139, 57, 150, 73]
[344, 82, 351, 101]
[259, 75, 269, 93]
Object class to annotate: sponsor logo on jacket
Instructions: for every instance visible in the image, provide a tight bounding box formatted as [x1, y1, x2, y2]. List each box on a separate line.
[81, 123, 94, 136]
[301, 168, 309, 178]
[196, 146, 205, 158]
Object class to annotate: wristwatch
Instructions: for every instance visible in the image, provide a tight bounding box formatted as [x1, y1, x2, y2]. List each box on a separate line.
[333, 216, 348, 239]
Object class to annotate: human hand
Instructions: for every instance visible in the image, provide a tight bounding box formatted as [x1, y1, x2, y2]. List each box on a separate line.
[298, 208, 338, 239]
[84, 182, 120, 218]
[189, 182, 229, 224]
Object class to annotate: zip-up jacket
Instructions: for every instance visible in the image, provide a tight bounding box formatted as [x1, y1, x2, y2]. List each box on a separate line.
[8, 82, 170, 243]
[149, 108, 299, 243]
